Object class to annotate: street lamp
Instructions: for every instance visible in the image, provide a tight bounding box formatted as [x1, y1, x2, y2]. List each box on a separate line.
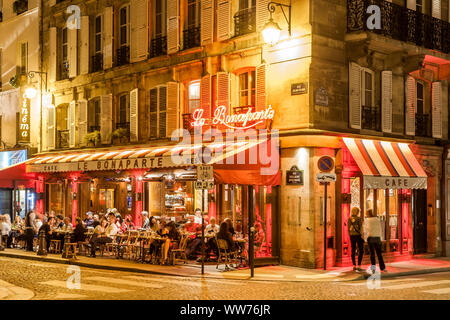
[262, 1, 292, 46]
[25, 86, 38, 99]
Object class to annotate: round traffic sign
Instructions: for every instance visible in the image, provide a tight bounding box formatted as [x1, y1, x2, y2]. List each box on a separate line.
[318, 156, 334, 173]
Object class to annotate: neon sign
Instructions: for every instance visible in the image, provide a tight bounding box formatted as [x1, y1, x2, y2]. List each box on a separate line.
[191, 105, 275, 130]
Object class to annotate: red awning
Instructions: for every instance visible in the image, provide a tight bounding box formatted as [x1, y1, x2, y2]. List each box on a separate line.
[0, 162, 38, 189]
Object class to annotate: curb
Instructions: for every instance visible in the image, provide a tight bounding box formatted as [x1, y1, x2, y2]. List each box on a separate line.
[356, 267, 450, 281]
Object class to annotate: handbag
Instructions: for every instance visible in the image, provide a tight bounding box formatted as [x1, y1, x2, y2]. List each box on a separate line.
[367, 236, 381, 245]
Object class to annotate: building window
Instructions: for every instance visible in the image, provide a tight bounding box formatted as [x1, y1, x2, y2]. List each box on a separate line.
[117, 4, 130, 66]
[56, 104, 69, 149]
[234, 0, 256, 36]
[360, 68, 379, 131]
[91, 15, 104, 72]
[149, 86, 167, 139]
[117, 93, 130, 129]
[183, 0, 200, 49]
[95, 15, 102, 54]
[151, 0, 167, 57]
[60, 28, 68, 79]
[187, 80, 200, 113]
[416, 0, 423, 13]
[88, 98, 101, 133]
[416, 81, 424, 114]
[238, 70, 256, 108]
[187, 0, 200, 29]
[362, 70, 373, 108]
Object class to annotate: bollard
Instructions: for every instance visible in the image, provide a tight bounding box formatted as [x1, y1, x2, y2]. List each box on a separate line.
[62, 232, 72, 259]
[37, 229, 47, 256]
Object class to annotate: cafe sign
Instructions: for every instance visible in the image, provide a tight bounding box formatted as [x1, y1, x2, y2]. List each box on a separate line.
[18, 94, 31, 143]
[191, 105, 275, 130]
[364, 176, 427, 190]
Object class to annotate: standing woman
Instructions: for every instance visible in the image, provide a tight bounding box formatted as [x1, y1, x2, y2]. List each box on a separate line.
[348, 207, 364, 271]
[24, 210, 37, 251]
[365, 209, 386, 273]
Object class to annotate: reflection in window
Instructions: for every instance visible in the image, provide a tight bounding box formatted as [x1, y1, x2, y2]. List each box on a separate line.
[188, 80, 200, 114]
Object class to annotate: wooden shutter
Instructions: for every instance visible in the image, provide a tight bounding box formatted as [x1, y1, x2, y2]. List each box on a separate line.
[201, 0, 214, 45]
[101, 94, 113, 144]
[80, 16, 90, 75]
[130, 88, 139, 142]
[349, 62, 361, 129]
[49, 27, 57, 83]
[149, 88, 158, 139]
[381, 71, 393, 133]
[69, 100, 76, 147]
[68, 28, 78, 78]
[432, 82, 442, 138]
[47, 107, 56, 150]
[159, 86, 167, 138]
[131, 0, 149, 63]
[103, 7, 114, 69]
[167, 0, 179, 54]
[405, 76, 416, 136]
[78, 99, 88, 146]
[200, 75, 211, 120]
[49, 0, 56, 6]
[216, 72, 230, 130]
[256, 0, 270, 31]
[407, 0, 416, 10]
[256, 64, 266, 112]
[167, 82, 179, 137]
[217, 0, 231, 41]
[42, 105, 48, 151]
[432, 0, 441, 18]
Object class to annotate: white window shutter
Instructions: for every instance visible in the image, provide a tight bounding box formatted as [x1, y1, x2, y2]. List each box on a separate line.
[256, 64, 267, 112]
[381, 71, 393, 133]
[349, 62, 362, 129]
[103, 7, 114, 69]
[130, 88, 139, 142]
[166, 82, 179, 137]
[80, 16, 89, 75]
[78, 99, 88, 146]
[47, 107, 56, 150]
[407, 0, 416, 10]
[217, 0, 230, 41]
[432, 0, 441, 18]
[256, 0, 270, 31]
[405, 76, 416, 136]
[131, 0, 149, 63]
[201, 0, 214, 45]
[68, 28, 78, 78]
[200, 75, 211, 120]
[49, 27, 57, 83]
[69, 101, 76, 147]
[101, 94, 113, 144]
[432, 82, 442, 138]
[167, 0, 179, 54]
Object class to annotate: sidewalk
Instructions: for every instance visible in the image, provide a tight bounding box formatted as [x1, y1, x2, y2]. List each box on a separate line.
[1, 248, 450, 282]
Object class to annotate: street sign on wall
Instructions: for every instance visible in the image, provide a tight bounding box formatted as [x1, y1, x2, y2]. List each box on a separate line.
[316, 173, 337, 183]
[317, 156, 334, 173]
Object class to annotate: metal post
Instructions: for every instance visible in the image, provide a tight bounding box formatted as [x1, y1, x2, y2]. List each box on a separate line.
[324, 182, 328, 270]
[201, 188, 206, 275]
[248, 186, 255, 278]
[62, 232, 71, 259]
[37, 229, 47, 256]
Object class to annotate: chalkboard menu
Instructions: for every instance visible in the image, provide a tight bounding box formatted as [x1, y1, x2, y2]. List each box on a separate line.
[286, 166, 304, 185]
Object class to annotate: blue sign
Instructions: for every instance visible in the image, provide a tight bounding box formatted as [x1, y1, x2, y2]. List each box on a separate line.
[0, 150, 27, 169]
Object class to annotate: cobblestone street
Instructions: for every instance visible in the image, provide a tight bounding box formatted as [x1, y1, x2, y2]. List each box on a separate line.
[1, 257, 449, 300]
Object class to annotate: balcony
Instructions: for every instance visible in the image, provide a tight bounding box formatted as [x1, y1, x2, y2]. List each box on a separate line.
[116, 46, 130, 67]
[361, 106, 380, 131]
[91, 53, 103, 73]
[347, 0, 450, 53]
[183, 27, 200, 50]
[150, 36, 167, 58]
[13, 0, 28, 15]
[89, 126, 100, 133]
[234, 7, 256, 37]
[415, 113, 430, 137]
[60, 61, 69, 80]
[57, 130, 69, 149]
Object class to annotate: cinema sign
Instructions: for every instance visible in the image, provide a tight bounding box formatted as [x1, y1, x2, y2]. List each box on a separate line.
[26, 156, 196, 173]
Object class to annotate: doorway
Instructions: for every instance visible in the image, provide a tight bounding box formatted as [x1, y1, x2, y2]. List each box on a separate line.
[413, 189, 427, 254]
[99, 188, 115, 212]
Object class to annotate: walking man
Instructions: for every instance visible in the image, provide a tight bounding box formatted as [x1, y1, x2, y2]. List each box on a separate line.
[348, 207, 364, 271]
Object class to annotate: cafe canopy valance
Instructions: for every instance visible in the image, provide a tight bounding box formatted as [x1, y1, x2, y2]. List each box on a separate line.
[343, 138, 427, 189]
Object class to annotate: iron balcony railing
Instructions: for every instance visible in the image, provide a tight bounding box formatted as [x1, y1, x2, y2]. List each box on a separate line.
[361, 105, 381, 131]
[150, 36, 167, 58]
[91, 53, 103, 73]
[13, 0, 28, 15]
[57, 130, 70, 149]
[234, 7, 256, 37]
[415, 113, 430, 137]
[183, 27, 200, 50]
[116, 46, 130, 67]
[347, 0, 450, 53]
[89, 126, 100, 133]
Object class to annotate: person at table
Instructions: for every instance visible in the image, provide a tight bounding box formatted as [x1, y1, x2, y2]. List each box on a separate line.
[0, 215, 11, 247]
[193, 208, 202, 224]
[224, 218, 235, 236]
[121, 214, 134, 233]
[160, 221, 180, 265]
[184, 218, 203, 260]
[90, 213, 118, 257]
[7, 216, 23, 248]
[38, 216, 55, 251]
[54, 215, 64, 229]
[73, 217, 87, 243]
[92, 214, 100, 228]
[149, 216, 160, 233]
[84, 212, 94, 228]
[151, 220, 169, 263]
[141, 211, 150, 229]
[217, 221, 236, 252]
[205, 217, 220, 261]
[58, 217, 73, 247]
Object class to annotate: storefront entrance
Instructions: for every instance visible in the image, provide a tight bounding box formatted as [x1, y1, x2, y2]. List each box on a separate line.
[413, 189, 427, 254]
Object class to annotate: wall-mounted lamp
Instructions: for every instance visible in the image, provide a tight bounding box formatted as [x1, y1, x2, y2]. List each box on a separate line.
[262, 1, 292, 46]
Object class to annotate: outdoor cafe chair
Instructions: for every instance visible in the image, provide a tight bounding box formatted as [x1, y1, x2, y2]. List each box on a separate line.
[171, 234, 189, 265]
[216, 238, 238, 271]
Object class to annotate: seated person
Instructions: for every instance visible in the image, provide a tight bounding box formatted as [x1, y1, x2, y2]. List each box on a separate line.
[184, 219, 203, 259]
[204, 217, 220, 261]
[73, 217, 87, 243]
[217, 221, 235, 252]
[160, 221, 180, 265]
[141, 211, 150, 229]
[83, 212, 94, 228]
[89, 213, 118, 257]
[38, 217, 55, 251]
[60, 217, 73, 247]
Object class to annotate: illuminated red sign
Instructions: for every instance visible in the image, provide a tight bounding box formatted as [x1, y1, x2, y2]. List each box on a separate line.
[191, 105, 275, 130]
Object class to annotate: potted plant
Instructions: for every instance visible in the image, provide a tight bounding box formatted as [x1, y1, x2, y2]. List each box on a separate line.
[110, 128, 129, 145]
[83, 131, 101, 147]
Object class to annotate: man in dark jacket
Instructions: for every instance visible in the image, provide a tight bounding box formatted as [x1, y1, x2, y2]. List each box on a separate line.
[39, 217, 55, 251]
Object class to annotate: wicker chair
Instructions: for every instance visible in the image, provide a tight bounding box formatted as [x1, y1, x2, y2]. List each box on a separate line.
[171, 235, 189, 265]
[216, 238, 238, 271]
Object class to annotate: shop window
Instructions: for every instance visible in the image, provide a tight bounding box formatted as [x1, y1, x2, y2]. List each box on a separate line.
[46, 184, 63, 216]
[88, 98, 101, 133]
[237, 69, 256, 109]
[116, 93, 130, 130]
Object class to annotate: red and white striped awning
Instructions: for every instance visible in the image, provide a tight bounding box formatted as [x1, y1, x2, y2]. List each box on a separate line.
[26, 140, 263, 173]
[343, 138, 427, 189]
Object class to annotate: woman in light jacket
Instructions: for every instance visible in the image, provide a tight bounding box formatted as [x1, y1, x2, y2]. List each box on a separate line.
[365, 209, 386, 273]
